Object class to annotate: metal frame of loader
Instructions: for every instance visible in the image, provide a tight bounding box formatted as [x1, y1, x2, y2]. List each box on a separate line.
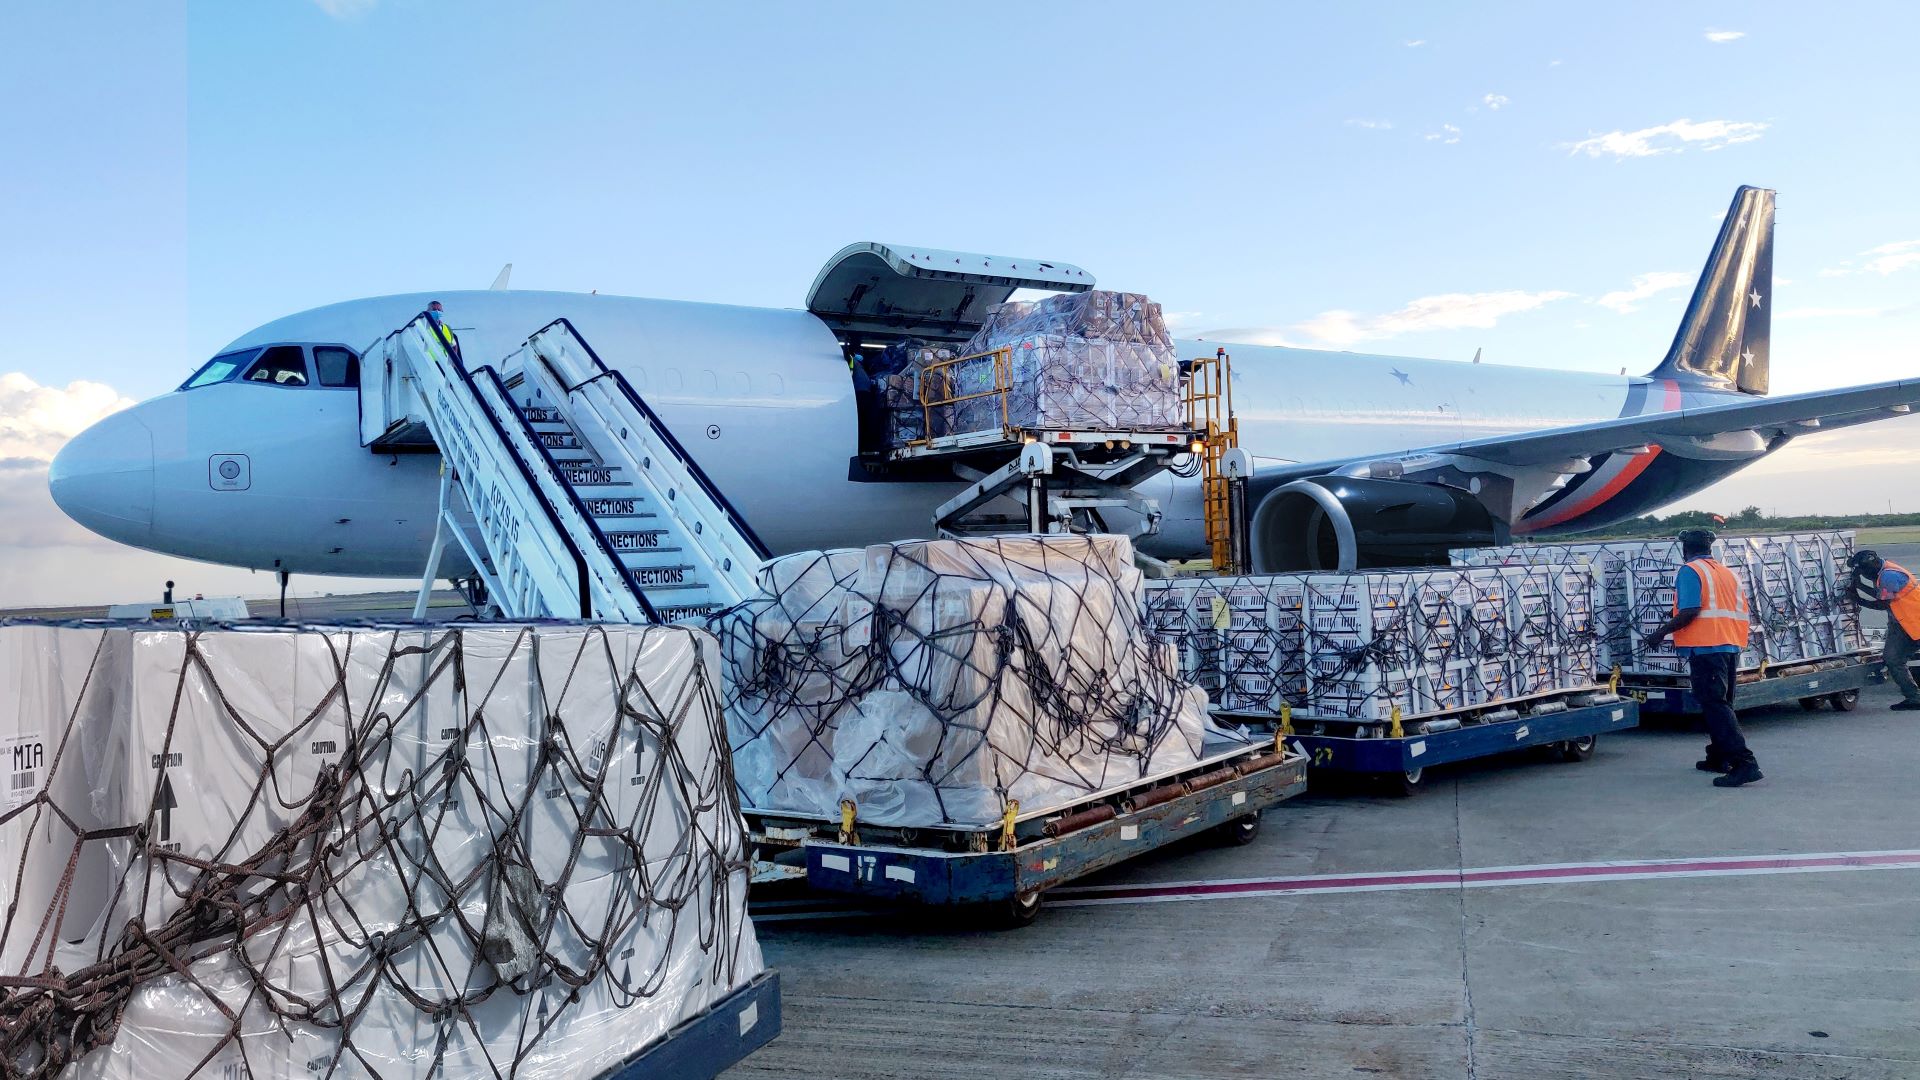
[1218, 685, 1641, 797]
[1621, 650, 1889, 718]
[745, 739, 1307, 927]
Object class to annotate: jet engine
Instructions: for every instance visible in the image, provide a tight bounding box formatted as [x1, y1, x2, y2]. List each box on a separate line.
[1248, 476, 1506, 572]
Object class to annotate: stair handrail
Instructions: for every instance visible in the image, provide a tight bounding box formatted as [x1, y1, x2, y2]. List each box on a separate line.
[377, 314, 653, 621]
[527, 318, 773, 562]
[467, 365, 662, 622]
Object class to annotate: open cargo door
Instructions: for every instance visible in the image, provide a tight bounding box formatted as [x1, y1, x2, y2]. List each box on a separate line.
[807, 242, 1094, 346]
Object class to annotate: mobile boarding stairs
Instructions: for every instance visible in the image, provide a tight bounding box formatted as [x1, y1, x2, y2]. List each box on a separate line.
[360, 315, 769, 621]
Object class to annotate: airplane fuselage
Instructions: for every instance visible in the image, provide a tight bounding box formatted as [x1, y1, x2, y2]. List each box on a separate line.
[48, 289, 1761, 580]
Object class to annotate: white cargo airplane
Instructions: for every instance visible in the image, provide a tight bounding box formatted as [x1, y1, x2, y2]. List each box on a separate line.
[48, 187, 1920, 582]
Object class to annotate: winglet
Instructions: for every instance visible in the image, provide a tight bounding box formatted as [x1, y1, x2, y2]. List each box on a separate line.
[490, 263, 513, 291]
[1647, 186, 1773, 395]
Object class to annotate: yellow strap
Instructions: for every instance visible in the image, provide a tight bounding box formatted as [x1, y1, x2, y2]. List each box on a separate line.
[999, 799, 1020, 852]
[838, 799, 858, 846]
[1389, 705, 1405, 740]
[1278, 702, 1293, 738]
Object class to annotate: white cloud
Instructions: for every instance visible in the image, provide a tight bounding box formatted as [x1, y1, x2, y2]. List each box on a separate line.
[1777, 304, 1914, 320]
[1405, 39, 1426, 47]
[1819, 239, 1920, 277]
[1346, 118, 1394, 130]
[1483, 93, 1510, 110]
[312, 0, 377, 17]
[1704, 29, 1746, 43]
[0, 373, 134, 466]
[1287, 290, 1575, 347]
[1159, 310, 1205, 332]
[1425, 123, 1462, 144]
[1563, 118, 1769, 158]
[1596, 271, 1691, 314]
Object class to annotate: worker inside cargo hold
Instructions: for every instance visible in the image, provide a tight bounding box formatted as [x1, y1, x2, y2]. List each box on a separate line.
[1641, 529, 1764, 788]
[1846, 549, 1920, 711]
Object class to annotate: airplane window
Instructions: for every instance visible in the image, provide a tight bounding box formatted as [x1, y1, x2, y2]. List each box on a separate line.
[180, 348, 260, 390]
[314, 346, 360, 388]
[243, 345, 310, 387]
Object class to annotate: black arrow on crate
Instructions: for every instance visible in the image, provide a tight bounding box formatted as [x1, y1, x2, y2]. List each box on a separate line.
[155, 773, 178, 842]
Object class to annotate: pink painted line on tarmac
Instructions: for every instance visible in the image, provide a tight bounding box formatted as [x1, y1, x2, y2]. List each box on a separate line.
[1047, 849, 1920, 908]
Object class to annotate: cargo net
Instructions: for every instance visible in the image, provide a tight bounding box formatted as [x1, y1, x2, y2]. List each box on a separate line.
[1144, 564, 1607, 724]
[1456, 531, 1864, 675]
[871, 290, 1184, 448]
[0, 622, 762, 1080]
[708, 535, 1217, 829]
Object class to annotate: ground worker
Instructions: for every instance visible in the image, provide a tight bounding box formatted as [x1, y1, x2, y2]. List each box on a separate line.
[426, 299, 462, 363]
[1846, 549, 1920, 711]
[1642, 529, 1763, 787]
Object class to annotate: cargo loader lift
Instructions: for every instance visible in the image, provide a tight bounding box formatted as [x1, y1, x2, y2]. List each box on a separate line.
[745, 737, 1307, 927]
[1622, 651, 1889, 718]
[869, 347, 1254, 559]
[1219, 686, 1640, 797]
[361, 315, 769, 621]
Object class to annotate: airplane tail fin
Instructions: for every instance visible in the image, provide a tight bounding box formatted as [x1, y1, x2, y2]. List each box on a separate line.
[1647, 185, 1774, 395]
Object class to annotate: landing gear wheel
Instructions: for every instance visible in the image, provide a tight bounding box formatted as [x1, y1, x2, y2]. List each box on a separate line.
[1557, 734, 1597, 762]
[1798, 696, 1827, 712]
[992, 890, 1044, 929]
[1829, 689, 1860, 712]
[1382, 767, 1424, 797]
[1217, 812, 1261, 846]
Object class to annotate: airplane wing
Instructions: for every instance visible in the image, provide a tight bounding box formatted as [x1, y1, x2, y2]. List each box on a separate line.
[1254, 376, 1920, 487]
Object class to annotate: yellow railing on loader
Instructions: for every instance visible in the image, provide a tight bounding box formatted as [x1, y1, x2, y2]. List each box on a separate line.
[1185, 349, 1242, 572]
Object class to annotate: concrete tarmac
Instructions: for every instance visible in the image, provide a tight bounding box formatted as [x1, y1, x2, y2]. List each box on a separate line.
[731, 678, 1920, 1079]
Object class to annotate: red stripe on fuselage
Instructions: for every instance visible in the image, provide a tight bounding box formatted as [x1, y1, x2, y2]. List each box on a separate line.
[1517, 379, 1682, 533]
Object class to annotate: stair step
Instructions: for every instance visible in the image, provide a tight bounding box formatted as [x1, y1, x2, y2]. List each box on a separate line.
[627, 565, 706, 591]
[579, 495, 657, 517]
[655, 603, 723, 622]
[603, 529, 677, 553]
[537, 432, 584, 450]
[560, 465, 626, 486]
[521, 405, 562, 423]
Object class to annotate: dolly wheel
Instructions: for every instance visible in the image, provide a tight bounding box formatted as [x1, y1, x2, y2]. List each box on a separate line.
[1829, 689, 1860, 712]
[1383, 766, 1424, 797]
[1798, 696, 1827, 712]
[1218, 812, 1261, 846]
[993, 890, 1044, 929]
[1557, 735, 1597, 762]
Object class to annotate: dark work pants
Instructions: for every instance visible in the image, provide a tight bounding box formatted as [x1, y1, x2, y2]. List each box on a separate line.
[1689, 652, 1755, 766]
[1887, 621, 1920, 704]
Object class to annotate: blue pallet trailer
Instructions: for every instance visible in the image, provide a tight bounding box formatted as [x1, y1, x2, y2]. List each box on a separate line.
[1223, 690, 1640, 797]
[594, 970, 781, 1080]
[1623, 652, 1888, 717]
[753, 740, 1308, 927]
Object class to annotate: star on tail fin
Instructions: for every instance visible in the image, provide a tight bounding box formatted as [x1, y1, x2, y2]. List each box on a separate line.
[1647, 185, 1773, 395]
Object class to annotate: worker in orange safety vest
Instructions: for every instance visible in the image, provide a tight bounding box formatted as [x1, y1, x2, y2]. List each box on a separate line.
[1642, 529, 1762, 787]
[1847, 549, 1920, 711]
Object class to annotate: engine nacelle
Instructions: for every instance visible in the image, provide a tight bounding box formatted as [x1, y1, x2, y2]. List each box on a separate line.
[1249, 476, 1506, 572]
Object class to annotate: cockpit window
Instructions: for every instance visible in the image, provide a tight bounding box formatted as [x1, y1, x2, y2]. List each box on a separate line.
[243, 345, 310, 387]
[314, 345, 359, 388]
[181, 348, 259, 390]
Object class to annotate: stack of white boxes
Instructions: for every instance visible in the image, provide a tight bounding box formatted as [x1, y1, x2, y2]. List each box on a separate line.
[1458, 531, 1863, 675]
[1143, 563, 1607, 723]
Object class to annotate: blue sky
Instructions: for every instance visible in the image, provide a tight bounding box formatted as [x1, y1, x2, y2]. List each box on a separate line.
[2, 2, 1917, 604]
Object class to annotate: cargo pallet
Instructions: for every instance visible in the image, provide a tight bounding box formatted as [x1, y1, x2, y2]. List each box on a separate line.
[745, 739, 1307, 927]
[1621, 651, 1888, 717]
[595, 971, 782, 1080]
[1219, 687, 1640, 796]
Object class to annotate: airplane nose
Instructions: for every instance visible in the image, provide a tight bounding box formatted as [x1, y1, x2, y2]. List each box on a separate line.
[48, 408, 155, 545]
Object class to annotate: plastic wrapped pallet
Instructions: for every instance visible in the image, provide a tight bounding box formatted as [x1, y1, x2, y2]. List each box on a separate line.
[873, 339, 956, 448]
[1456, 531, 1863, 675]
[1143, 564, 1606, 722]
[925, 290, 1183, 439]
[0, 621, 764, 1080]
[713, 535, 1214, 828]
